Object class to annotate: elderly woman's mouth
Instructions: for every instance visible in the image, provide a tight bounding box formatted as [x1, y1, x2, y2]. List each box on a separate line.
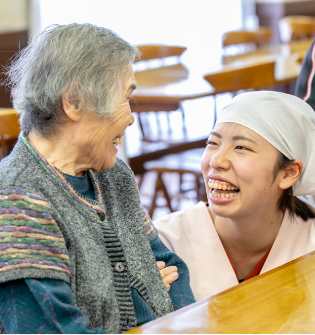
[208, 179, 240, 198]
[112, 136, 122, 147]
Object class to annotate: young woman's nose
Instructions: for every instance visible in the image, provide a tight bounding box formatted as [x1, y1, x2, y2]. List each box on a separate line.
[209, 148, 230, 170]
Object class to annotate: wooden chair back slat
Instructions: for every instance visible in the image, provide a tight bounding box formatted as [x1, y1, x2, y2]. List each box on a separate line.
[222, 28, 273, 48]
[204, 61, 275, 94]
[135, 45, 187, 62]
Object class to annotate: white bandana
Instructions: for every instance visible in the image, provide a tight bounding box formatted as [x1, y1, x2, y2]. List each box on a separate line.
[215, 91, 315, 197]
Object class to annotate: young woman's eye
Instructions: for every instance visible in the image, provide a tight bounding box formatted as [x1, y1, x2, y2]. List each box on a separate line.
[206, 140, 218, 147]
[235, 145, 251, 151]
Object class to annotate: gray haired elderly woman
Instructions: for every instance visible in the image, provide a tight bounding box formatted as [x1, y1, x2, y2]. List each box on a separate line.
[0, 24, 195, 334]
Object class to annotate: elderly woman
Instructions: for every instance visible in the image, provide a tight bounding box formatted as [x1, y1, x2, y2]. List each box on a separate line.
[155, 91, 315, 302]
[0, 24, 195, 334]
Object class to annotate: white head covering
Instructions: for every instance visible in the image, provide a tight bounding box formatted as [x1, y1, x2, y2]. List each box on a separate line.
[215, 91, 315, 197]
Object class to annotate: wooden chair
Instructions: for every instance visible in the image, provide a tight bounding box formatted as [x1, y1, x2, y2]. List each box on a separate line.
[133, 45, 188, 146]
[143, 148, 206, 217]
[279, 16, 315, 43]
[222, 27, 273, 56]
[204, 61, 275, 124]
[0, 109, 20, 159]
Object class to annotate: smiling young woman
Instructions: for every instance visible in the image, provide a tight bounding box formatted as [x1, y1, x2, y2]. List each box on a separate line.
[154, 91, 315, 302]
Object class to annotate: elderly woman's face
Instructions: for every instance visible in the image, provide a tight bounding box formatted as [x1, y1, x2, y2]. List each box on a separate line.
[78, 64, 136, 172]
[201, 123, 283, 218]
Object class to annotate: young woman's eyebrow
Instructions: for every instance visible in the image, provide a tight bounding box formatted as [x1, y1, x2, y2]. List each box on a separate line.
[209, 131, 221, 138]
[232, 135, 257, 144]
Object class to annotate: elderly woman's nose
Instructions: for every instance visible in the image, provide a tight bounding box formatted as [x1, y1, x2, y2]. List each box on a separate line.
[129, 113, 135, 127]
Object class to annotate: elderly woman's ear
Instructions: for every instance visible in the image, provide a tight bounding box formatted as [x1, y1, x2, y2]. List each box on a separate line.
[62, 93, 82, 122]
[279, 159, 303, 190]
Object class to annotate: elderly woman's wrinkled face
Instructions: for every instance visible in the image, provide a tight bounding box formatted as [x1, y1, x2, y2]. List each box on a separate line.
[201, 123, 284, 219]
[79, 64, 136, 172]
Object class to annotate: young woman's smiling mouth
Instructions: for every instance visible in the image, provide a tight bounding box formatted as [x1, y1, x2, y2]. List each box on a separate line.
[208, 178, 240, 203]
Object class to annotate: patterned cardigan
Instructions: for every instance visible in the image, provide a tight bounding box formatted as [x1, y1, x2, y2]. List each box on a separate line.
[0, 134, 174, 333]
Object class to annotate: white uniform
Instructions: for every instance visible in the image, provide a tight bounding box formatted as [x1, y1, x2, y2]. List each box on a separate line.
[154, 202, 315, 301]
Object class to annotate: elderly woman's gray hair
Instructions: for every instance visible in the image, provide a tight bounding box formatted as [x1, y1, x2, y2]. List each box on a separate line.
[5, 23, 139, 137]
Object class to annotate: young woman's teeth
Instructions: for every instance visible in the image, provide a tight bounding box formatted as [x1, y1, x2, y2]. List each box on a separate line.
[208, 179, 239, 197]
[112, 137, 122, 147]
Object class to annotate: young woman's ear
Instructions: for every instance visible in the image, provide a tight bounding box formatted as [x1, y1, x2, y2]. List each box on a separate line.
[279, 159, 303, 190]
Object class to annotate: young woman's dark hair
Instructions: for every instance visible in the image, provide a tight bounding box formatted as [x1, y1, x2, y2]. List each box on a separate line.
[275, 152, 315, 221]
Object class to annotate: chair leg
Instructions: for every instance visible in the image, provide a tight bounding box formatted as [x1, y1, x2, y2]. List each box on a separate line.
[149, 172, 173, 218]
[180, 104, 187, 139]
[136, 173, 144, 190]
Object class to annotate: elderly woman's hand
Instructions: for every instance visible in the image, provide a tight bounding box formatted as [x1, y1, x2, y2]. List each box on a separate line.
[156, 261, 178, 292]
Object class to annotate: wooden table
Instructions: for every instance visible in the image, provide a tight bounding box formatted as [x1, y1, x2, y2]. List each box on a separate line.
[126, 250, 315, 333]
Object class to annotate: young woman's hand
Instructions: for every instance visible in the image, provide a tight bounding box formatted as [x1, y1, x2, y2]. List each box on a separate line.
[156, 261, 178, 292]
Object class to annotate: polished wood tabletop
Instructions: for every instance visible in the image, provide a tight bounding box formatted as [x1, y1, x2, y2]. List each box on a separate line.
[126, 250, 315, 333]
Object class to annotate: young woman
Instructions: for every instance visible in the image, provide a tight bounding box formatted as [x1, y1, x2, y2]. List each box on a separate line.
[155, 91, 315, 302]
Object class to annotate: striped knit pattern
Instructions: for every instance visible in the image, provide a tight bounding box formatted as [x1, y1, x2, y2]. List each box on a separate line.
[129, 276, 152, 309]
[0, 189, 70, 278]
[122, 161, 154, 236]
[100, 224, 137, 332]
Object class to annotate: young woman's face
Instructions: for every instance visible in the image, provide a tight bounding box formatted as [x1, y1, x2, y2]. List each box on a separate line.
[201, 122, 284, 219]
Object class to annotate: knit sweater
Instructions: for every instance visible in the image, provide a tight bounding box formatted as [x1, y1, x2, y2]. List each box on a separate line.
[0, 134, 174, 333]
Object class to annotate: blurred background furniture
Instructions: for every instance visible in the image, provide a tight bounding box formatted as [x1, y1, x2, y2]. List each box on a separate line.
[135, 44, 187, 64]
[126, 249, 315, 334]
[256, 0, 315, 44]
[0, 31, 28, 108]
[143, 148, 206, 217]
[0, 109, 20, 159]
[279, 16, 315, 43]
[204, 61, 275, 123]
[132, 44, 188, 145]
[222, 27, 273, 56]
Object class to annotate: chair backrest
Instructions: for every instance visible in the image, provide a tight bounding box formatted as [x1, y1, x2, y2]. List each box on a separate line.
[222, 28, 273, 48]
[0, 109, 20, 158]
[279, 16, 315, 43]
[203, 61, 275, 94]
[135, 45, 187, 62]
